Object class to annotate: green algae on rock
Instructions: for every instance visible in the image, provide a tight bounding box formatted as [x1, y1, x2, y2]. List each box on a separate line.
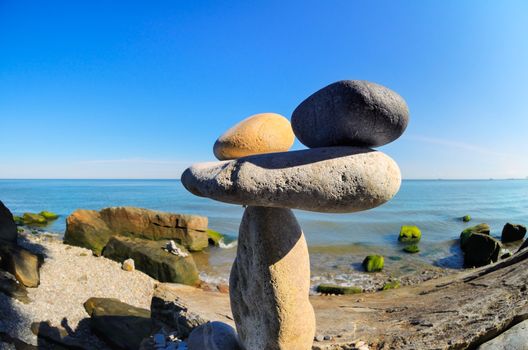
[398, 225, 421, 243]
[206, 229, 224, 246]
[382, 280, 401, 290]
[316, 284, 362, 295]
[39, 211, 59, 220]
[403, 244, 420, 254]
[462, 215, 471, 222]
[22, 212, 47, 225]
[362, 255, 384, 272]
[460, 223, 490, 249]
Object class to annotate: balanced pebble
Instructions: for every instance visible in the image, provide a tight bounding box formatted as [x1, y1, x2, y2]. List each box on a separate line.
[292, 80, 409, 148]
[213, 113, 294, 160]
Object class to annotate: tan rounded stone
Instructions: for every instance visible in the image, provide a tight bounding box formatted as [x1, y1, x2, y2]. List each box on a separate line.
[213, 113, 295, 160]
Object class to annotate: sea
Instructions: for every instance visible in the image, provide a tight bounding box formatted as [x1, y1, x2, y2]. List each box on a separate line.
[1, 179, 527, 287]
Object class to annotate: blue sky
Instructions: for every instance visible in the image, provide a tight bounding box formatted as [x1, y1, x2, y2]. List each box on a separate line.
[1, 1, 527, 179]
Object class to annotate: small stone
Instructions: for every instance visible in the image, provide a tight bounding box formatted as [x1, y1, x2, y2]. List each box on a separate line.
[315, 335, 325, 342]
[187, 322, 242, 350]
[501, 223, 527, 243]
[122, 258, 135, 272]
[323, 335, 331, 340]
[462, 215, 471, 222]
[291, 80, 409, 148]
[399, 226, 421, 243]
[213, 113, 295, 160]
[153, 333, 166, 348]
[182, 147, 401, 213]
[362, 255, 384, 272]
[217, 283, 229, 294]
[358, 346, 369, 350]
[355, 340, 365, 347]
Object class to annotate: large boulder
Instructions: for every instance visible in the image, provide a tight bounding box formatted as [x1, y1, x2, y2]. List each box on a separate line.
[460, 223, 491, 249]
[103, 236, 200, 286]
[229, 206, 315, 349]
[213, 113, 295, 160]
[463, 233, 501, 267]
[182, 147, 401, 213]
[0, 201, 17, 242]
[84, 297, 151, 350]
[64, 207, 209, 255]
[478, 319, 528, 350]
[0, 243, 41, 287]
[501, 223, 527, 243]
[291, 80, 409, 148]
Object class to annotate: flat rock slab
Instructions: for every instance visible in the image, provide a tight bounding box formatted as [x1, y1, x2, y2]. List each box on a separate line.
[478, 319, 528, 350]
[153, 249, 528, 349]
[181, 147, 401, 213]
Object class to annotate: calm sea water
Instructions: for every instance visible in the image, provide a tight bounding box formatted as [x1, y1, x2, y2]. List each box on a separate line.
[1, 179, 527, 285]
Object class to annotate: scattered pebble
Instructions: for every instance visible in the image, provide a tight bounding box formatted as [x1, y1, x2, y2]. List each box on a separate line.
[315, 335, 325, 342]
[164, 240, 189, 257]
[122, 258, 135, 272]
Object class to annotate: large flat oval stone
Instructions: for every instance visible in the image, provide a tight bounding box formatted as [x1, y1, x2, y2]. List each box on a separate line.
[181, 147, 401, 213]
[292, 80, 409, 148]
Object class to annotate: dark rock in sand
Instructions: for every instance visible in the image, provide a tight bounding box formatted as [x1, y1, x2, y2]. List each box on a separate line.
[316, 284, 362, 295]
[64, 207, 209, 255]
[103, 236, 200, 286]
[0, 201, 17, 243]
[291, 80, 409, 148]
[84, 297, 151, 350]
[501, 223, 527, 243]
[187, 321, 242, 350]
[463, 233, 501, 267]
[0, 243, 41, 287]
[460, 223, 491, 249]
[0, 270, 29, 303]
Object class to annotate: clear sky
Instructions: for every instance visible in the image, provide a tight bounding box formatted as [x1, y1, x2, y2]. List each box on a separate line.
[1, 1, 527, 179]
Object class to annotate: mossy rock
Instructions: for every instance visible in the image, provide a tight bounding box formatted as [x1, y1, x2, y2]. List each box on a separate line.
[462, 215, 471, 222]
[316, 284, 362, 295]
[206, 229, 224, 246]
[362, 255, 384, 272]
[460, 223, 490, 249]
[22, 213, 47, 225]
[12, 215, 24, 226]
[39, 211, 59, 220]
[403, 244, 420, 254]
[382, 280, 401, 290]
[398, 226, 421, 243]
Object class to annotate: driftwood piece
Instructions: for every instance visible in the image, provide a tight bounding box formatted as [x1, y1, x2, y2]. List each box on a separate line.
[313, 248, 528, 349]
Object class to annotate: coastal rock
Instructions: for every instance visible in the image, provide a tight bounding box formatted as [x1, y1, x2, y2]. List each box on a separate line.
[229, 206, 315, 349]
[316, 284, 362, 295]
[478, 319, 528, 350]
[38, 211, 59, 220]
[0, 201, 17, 242]
[206, 229, 224, 246]
[501, 223, 526, 243]
[460, 223, 490, 249]
[0, 270, 29, 303]
[187, 322, 242, 350]
[64, 207, 209, 255]
[122, 258, 135, 272]
[291, 80, 409, 148]
[84, 297, 151, 350]
[462, 215, 471, 222]
[519, 239, 528, 253]
[398, 225, 421, 243]
[213, 113, 295, 160]
[22, 212, 47, 225]
[64, 209, 113, 256]
[463, 233, 501, 267]
[150, 283, 235, 339]
[362, 255, 384, 272]
[182, 147, 401, 213]
[0, 243, 41, 287]
[103, 236, 200, 285]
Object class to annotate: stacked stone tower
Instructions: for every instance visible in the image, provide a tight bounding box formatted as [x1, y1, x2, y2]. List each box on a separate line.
[182, 80, 409, 349]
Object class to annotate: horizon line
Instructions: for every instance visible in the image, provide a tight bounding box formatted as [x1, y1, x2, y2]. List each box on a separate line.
[0, 178, 527, 181]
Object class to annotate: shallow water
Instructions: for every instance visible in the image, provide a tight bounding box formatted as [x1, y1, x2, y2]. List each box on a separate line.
[1, 179, 527, 286]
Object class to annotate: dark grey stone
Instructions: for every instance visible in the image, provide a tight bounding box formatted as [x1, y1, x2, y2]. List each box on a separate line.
[463, 233, 501, 267]
[0, 201, 17, 243]
[501, 223, 527, 243]
[187, 322, 242, 350]
[291, 80, 409, 148]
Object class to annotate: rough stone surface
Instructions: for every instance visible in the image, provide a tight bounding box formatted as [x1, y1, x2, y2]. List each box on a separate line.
[0, 244, 41, 288]
[0, 201, 17, 243]
[187, 321, 242, 350]
[103, 236, 200, 286]
[463, 233, 501, 267]
[478, 319, 528, 350]
[213, 113, 295, 160]
[460, 223, 491, 249]
[501, 223, 527, 243]
[182, 147, 401, 213]
[84, 297, 151, 350]
[291, 80, 409, 148]
[64, 207, 209, 255]
[229, 206, 315, 349]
